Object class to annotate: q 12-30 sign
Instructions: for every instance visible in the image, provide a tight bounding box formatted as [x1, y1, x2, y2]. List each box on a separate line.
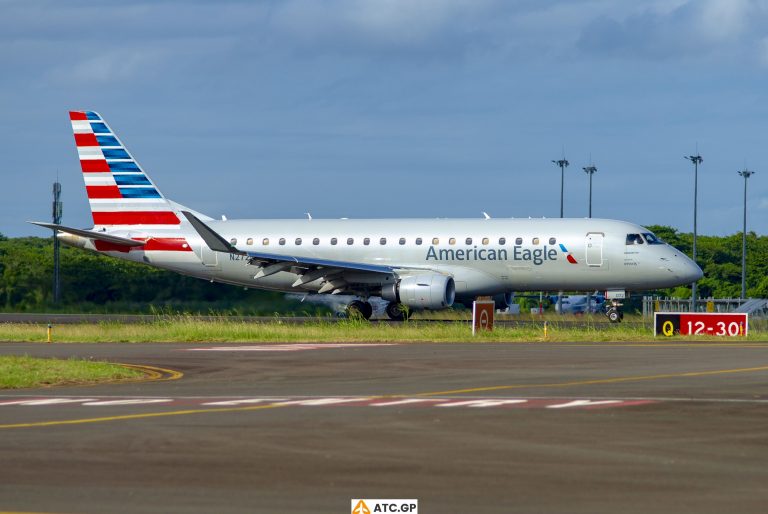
[654, 313, 748, 337]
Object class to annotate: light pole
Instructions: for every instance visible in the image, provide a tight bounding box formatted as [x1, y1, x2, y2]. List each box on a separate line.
[583, 165, 597, 218]
[551, 158, 568, 315]
[738, 169, 755, 299]
[685, 154, 702, 311]
[52, 181, 63, 303]
[552, 159, 569, 218]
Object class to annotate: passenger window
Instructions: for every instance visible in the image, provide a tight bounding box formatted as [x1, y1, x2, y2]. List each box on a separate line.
[399, 237, 406, 245]
[532, 237, 540, 245]
[279, 238, 286, 246]
[295, 238, 302, 245]
[498, 237, 506, 245]
[246, 238, 253, 246]
[626, 234, 644, 245]
[465, 237, 473, 245]
[313, 238, 320, 245]
[449, 238, 456, 245]
[380, 237, 387, 245]
[262, 238, 269, 246]
[331, 238, 338, 245]
[230, 238, 237, 245]
[482, 237, 489, 245]
[515, 237, 523, 245]
[364, 238, 370, 245]
[415, 238, 422, 245]
[549, 237, 556, 245]
[432, 237, 439, 245]
[347, 238, 354, 245]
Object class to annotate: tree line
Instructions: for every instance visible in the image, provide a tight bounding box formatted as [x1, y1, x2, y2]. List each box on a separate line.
[0, 226, 766, 313]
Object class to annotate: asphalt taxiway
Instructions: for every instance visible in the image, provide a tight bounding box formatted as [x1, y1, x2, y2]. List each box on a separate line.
[1, 341, 768, 513]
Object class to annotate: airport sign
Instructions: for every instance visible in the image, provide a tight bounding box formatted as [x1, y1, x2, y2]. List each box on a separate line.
[654, 312, 748, 337]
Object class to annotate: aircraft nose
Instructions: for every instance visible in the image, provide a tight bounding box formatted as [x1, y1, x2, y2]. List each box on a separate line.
[681, 256, 703, 282]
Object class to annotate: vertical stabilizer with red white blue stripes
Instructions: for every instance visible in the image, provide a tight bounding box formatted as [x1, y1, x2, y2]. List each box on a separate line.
[70, 111, 182, 229]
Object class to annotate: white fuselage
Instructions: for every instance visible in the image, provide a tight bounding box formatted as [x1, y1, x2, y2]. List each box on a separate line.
[64, 217, 703, 301]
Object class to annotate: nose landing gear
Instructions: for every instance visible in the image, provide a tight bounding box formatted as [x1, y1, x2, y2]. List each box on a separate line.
[605, 299, 624, 323]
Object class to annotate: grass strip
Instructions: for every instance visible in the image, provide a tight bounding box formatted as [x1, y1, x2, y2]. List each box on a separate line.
[0, 355, 145, 389]
[0, 316, 766, 343]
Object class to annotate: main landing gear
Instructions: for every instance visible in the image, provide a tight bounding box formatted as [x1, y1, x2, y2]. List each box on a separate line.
[346, 300, 373, 320]
[385, 302, 410, 321]
[605, 299, 624, 323]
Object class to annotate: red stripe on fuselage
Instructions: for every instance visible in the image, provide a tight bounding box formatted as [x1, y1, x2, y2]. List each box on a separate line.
[567, 254, 578, 264]
[94, 241, 131, 253]
[142, 238, 192, 251]
[74, 133, 98, 146]
[94, 238, 192, 253]
[69, 111, 88, 120]
[86, 186, 122, 199]
[92, 211, 181, 225]
[81, 159, 111, 173]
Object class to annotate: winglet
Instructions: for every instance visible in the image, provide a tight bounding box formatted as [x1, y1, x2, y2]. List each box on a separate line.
[181, 211, 241, 254]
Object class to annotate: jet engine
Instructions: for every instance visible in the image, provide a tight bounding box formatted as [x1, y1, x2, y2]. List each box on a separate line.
[492, 292, 514, 309]
[382, 274, 455, 310]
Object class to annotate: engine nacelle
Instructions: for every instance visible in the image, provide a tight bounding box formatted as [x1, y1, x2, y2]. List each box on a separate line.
[492, 292, 514, 309]
[382, 274, 455, 310]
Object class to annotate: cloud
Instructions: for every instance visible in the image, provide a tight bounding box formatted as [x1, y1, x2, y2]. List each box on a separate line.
[55, 50, 165, 84]
[267, 0, 501, 58]
[576, 0, 768, 62]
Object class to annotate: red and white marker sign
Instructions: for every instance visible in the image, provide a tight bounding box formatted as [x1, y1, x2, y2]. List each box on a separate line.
[472, 300, 495, 335]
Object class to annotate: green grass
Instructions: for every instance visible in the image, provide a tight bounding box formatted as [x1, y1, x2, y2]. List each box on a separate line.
[0, 315, 766, 343]
[0, 355, 145, 389]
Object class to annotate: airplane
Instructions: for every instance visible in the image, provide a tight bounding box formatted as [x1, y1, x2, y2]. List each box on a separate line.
[30, 111, 703, 322]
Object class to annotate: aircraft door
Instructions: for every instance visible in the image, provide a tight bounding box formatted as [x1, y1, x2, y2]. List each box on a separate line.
[200, 242, 218, 267]
[585, 233, 603, 267]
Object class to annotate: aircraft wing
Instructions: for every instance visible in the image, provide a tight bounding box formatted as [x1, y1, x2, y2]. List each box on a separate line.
[181, 211, 395, 288]
[28, 221, 146, 247]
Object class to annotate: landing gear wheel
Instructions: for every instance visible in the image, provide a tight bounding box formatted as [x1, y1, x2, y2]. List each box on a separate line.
[385, 302, 410, 321]
[606, 308, 623, 323]
[361, 301, 373, 320]
[346, 300, 372, 320]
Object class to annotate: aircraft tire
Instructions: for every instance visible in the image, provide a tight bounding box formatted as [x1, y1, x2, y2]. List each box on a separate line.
[606, 308, 622, 323]
[385, 302, 409, 321]
[361, 302, 374, 320]
[347, 300, 371, 320]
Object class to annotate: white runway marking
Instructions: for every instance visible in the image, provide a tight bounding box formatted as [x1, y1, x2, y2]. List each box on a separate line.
[0, 396, 655, 410]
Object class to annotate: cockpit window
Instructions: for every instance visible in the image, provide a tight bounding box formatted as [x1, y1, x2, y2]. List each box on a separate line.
[626, 233, 644, 245]
[642, 233, 663, 245]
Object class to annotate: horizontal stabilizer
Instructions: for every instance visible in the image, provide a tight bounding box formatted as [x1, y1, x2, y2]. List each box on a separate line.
[28, 221, 146, 247]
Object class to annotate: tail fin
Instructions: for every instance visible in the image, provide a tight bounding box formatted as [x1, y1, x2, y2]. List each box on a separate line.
[69, 110, 181, 229]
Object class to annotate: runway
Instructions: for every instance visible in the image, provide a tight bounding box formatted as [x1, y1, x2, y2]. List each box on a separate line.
[1, 341, 768, 513]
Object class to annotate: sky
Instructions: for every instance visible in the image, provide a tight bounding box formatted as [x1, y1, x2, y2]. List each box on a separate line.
[1, 0, 767, 237]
